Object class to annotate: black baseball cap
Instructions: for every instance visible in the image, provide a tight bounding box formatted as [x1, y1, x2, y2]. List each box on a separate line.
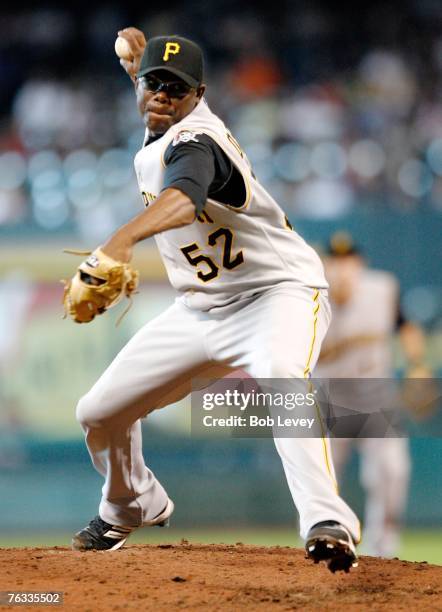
[326, 231, 361, 257]
[137, 36, 203, 88]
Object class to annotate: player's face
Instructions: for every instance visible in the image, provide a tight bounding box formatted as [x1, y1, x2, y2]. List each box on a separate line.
[136, 70, 205, 135]
[325, 255, 364, 305]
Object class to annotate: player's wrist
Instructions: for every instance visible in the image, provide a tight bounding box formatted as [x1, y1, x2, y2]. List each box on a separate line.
[120, 59, 138, 83]
[101, 232, 134, 263]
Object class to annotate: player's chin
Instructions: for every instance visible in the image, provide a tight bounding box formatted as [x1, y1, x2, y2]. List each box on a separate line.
[146, 112, 174, 135]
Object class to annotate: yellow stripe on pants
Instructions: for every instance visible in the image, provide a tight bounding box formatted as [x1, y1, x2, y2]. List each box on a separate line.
[303, 289, 338, 492]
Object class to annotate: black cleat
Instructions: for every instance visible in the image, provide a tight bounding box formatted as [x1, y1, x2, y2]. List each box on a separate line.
[72, 498, 174, 551]
[305, 521, 358, 573]
[72, 516, 135, 551]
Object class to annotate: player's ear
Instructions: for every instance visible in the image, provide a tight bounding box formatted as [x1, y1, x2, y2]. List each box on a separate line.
[196, 84, 206, 99]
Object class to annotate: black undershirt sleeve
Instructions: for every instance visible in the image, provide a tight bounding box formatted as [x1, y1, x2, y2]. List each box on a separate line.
[161, 133, 244, 215]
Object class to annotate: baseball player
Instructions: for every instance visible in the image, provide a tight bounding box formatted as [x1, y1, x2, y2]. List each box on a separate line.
[316, 233, 411, 557]
[69, 28, 360, 572]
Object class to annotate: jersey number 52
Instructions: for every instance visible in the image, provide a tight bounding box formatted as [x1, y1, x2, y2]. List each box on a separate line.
[180, 228, 244, 282]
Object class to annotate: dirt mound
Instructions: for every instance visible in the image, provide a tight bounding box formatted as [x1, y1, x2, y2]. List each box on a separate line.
[1, 543, 441, 610]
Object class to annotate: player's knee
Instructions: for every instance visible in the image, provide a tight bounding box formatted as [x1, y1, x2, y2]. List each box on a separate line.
[75, 394, 91, 426]
[76, 392, 103, 428]
[386, 456, 411, 484]
[362, 447, 410, 490]
[269, 358, 299, 379]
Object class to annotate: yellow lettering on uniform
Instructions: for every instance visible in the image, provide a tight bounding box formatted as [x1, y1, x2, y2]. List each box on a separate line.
[163, 42, 181, 61]
[141, 191, 157, 207]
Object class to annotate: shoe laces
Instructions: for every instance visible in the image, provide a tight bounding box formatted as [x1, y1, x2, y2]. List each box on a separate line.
[88, 515, 112, 534]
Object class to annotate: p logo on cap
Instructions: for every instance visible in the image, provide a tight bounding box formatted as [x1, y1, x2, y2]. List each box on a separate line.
[163, 42, 181, 61]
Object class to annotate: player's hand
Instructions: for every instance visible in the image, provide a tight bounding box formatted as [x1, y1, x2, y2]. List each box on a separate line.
[117, 27, 147, 83]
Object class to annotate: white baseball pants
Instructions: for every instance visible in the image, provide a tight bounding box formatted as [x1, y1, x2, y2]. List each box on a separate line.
[76, 283, 360, 541]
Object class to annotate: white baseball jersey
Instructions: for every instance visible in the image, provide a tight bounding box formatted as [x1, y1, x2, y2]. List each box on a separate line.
[134, 99, 327, 310]
[317, 269, 398, 378]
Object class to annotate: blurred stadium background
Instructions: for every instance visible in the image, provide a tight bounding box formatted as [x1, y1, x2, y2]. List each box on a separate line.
[0, 1, 441, 562]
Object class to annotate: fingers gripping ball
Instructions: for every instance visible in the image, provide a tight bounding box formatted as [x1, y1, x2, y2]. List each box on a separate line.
[115, 36, 134, 61]
[62, 248, 139, 324]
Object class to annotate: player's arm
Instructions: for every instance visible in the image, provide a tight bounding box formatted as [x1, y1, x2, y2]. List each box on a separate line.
[117, 27, 146, 83]
[398, 319, 431, 377]
[101, 136, 231, 262]
[398, 320, 436, 420]
[101, 188, 196, 262]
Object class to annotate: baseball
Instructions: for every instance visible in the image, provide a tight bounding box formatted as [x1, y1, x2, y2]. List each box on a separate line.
[115, 36, 133, 61]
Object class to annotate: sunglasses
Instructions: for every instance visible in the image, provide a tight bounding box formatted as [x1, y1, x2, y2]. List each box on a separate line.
[138, 75, 194, 99]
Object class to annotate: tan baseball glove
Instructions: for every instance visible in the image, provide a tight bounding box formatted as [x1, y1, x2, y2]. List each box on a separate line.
[62, 247, 139, 324]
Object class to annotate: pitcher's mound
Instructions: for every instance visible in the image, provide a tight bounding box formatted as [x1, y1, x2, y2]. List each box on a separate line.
[1, 542, 441, 610]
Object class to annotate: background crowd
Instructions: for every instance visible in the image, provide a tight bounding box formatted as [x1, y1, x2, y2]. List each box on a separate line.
[1, 1, 442, 237]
